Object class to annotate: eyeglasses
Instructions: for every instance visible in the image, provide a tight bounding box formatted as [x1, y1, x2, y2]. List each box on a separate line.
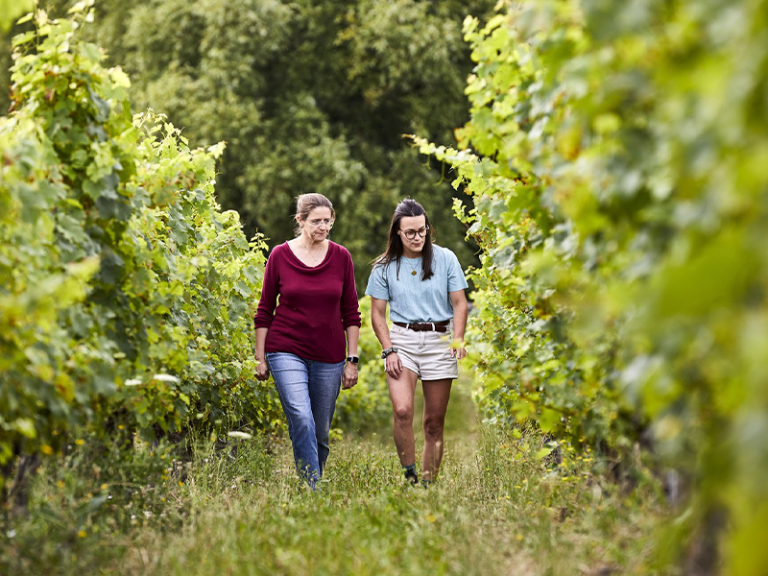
[401, 226, 429, 240]
[307, 218, 334, 228]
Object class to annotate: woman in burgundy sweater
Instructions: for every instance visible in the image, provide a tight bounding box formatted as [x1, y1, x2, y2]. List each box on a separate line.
[254, 194, 361, 489]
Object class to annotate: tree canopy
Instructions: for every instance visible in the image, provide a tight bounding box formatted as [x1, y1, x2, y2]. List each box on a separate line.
[2, 0, 495, 288]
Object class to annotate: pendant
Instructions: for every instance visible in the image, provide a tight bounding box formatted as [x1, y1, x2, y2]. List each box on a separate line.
[411, 270, 417, 276]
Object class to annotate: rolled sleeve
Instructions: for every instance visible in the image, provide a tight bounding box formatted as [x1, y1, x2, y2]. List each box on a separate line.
[446, 251, 469, 292]
[365, 264, 390, 301]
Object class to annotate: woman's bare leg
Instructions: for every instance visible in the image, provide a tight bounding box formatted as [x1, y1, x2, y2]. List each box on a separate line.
[421, 379, 452, 482]
[387, 368, 419, 467]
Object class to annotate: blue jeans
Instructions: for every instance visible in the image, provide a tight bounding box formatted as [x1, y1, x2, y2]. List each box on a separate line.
[266, 352, 344, 487]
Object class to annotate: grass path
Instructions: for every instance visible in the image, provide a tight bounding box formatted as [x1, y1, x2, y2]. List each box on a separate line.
[3, 374, 672, 575]
[110, 376, 669, 576]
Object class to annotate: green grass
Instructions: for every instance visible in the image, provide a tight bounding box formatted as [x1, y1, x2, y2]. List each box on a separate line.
[1, 375, 673, 576]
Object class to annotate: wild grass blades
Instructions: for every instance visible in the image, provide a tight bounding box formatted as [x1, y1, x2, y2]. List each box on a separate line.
[112, 428, 670, 576]
[1, 378, 672, 576]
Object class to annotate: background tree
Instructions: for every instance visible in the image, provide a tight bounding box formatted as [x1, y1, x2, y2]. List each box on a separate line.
[1, 0, 495, 288]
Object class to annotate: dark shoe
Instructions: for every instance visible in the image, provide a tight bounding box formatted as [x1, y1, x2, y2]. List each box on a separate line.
[404, 469, 419, 485]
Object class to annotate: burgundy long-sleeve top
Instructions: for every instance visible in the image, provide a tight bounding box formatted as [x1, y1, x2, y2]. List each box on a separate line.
[253, 241, 361, 363]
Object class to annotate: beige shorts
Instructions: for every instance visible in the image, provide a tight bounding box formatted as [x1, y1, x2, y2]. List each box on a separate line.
[388, 322, 458, 381]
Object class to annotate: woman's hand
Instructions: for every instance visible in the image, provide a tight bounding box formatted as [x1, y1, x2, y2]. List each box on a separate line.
[451, 339, 467, 361]
[255, 355, 270, 381]
[385, 352, 403, 379]
[342, 362, 358, 389]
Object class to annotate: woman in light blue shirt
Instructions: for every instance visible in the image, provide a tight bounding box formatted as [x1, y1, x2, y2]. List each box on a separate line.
[366, 199, 468, 487]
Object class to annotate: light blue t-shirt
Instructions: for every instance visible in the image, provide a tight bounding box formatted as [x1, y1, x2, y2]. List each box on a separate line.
[365, 245, 469, 323]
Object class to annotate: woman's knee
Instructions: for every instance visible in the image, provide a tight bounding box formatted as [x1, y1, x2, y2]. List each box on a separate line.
[423, 416, 445, 439]
[392, 403, 414, 423]
[288, 410, 317, 436]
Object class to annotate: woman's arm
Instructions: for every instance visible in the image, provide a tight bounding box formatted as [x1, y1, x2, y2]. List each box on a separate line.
[345, 325, 360, 357]
[254, 327, 270, 380]
[253, 250, 280, 381]
[342, 325, 360, 389]
[340, 247, 362, 329]
[339, 249, 362, 389]
[371, 297, 402, 378]
[370, 297, 392, 349]
[449, 289, 468, 360]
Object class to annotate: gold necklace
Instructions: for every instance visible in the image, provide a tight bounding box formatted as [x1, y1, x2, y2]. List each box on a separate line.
[403, 256, 420, 276]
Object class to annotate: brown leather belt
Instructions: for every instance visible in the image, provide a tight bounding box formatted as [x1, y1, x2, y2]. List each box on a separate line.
[393, 320, 450, 333]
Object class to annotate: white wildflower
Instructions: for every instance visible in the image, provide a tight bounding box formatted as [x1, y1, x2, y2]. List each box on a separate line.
[227, 431, 253, 440]
[152, 374, 180, 383]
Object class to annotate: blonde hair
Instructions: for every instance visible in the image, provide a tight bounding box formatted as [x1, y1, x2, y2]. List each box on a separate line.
[294, 193, 335, 235]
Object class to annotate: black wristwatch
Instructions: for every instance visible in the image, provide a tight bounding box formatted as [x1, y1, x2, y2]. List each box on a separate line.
[381, 347, 398, 359]
[346, 355, 359, 365]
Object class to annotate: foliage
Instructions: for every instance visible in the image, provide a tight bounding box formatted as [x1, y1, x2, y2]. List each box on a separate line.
[0, 6, 282, 491]
[0, 0, 34, 32]
[0, 0, 497, 289]
[416, 0, 768, 573]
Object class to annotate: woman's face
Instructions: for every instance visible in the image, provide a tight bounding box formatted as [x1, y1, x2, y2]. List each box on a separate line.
[398, 215, 427, 253]
[300, 206, 333, 243]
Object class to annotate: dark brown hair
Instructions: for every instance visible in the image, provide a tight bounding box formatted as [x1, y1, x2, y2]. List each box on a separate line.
[294, 193, 335, 236]
[372, 199, 435, 281]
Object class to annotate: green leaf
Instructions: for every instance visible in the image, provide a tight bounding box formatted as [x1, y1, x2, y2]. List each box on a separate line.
[535, 447, 553, 460]
[14, 418, 37, 439]
[1, 0, 34, 32]
[539, 409, 561, 433]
